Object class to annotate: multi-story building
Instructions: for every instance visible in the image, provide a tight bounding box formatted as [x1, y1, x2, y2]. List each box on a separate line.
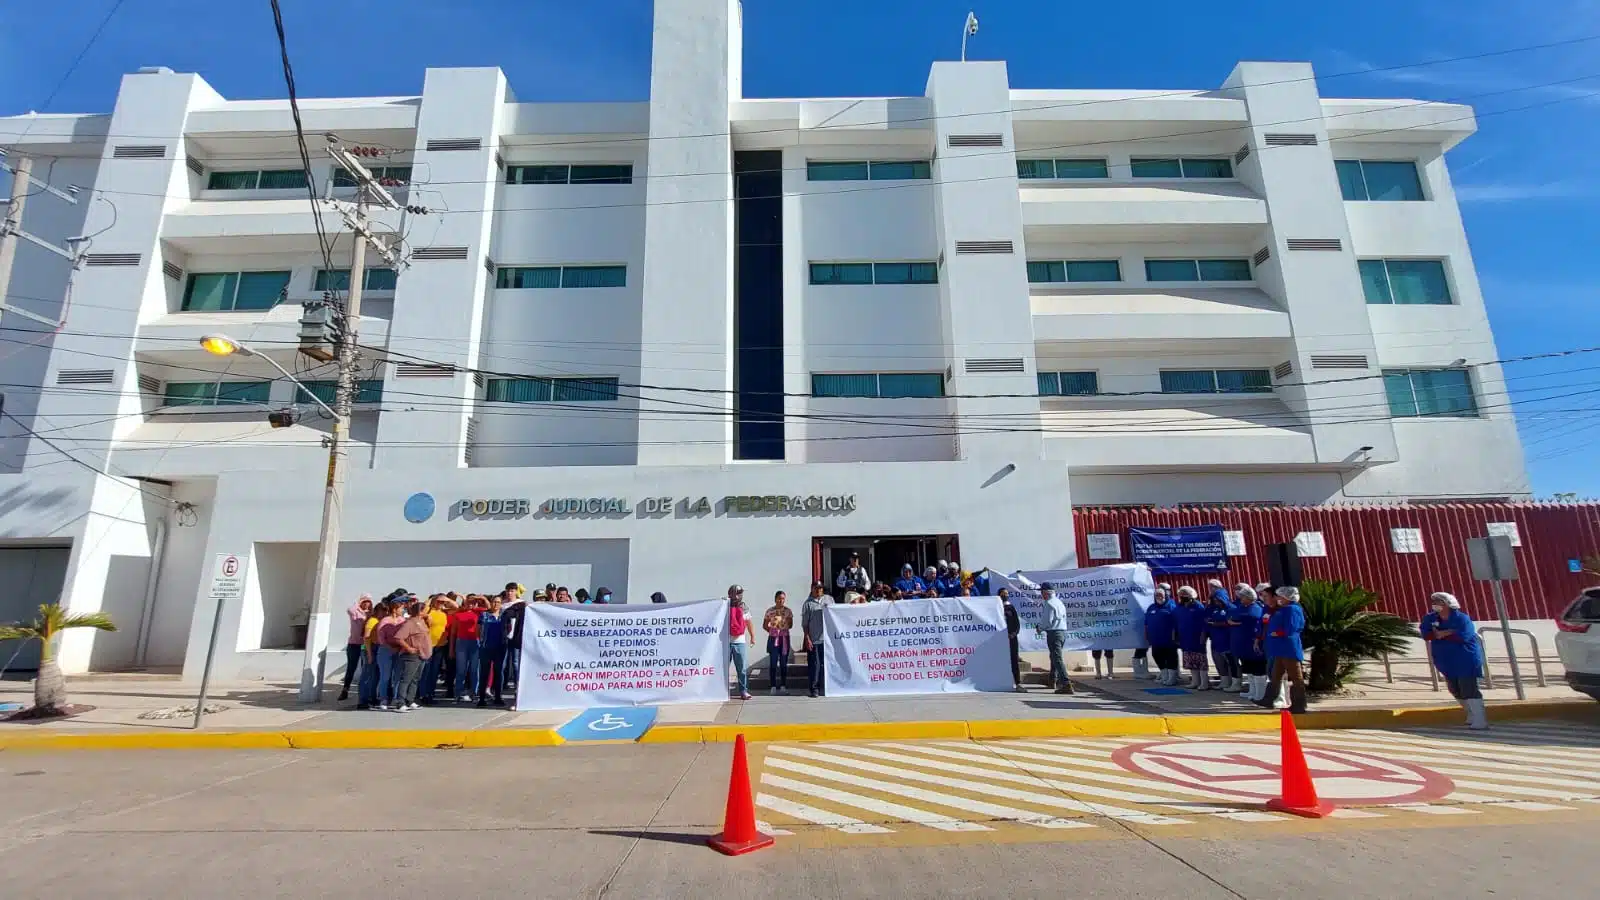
[0, 0, 1527, 679]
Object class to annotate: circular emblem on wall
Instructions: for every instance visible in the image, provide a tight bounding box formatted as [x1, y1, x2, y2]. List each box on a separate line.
[403, 492, 435, 524]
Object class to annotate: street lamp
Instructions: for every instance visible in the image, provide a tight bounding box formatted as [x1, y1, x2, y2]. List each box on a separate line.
[199, 333, 341, 421]
[199, 332, 350, 704]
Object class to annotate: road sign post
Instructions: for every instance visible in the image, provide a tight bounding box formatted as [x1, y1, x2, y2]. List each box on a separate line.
[1466, 535, 1523, 700]
[195, 553, 248, 729]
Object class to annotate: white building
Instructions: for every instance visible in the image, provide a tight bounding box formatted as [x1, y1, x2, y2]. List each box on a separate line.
[0, 0, 1527, 680]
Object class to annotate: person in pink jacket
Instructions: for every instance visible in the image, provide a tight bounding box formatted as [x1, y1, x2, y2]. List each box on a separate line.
[727, 585, 753, 700]
[337, 594, 372, 702]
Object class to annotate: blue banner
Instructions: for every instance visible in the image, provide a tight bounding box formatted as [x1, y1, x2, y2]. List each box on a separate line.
[1128, 525, 1229, 575]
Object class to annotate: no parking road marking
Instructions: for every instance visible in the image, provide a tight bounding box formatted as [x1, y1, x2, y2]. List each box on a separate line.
[1112, 740, 1455, 804]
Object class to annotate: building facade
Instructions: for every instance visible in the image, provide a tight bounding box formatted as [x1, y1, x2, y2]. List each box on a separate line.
[0, 0, 1527, 679]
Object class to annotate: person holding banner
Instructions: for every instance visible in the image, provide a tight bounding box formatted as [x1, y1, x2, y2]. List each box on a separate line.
[893, 564, 925, 595]
[801, 582, 828, 697]
[727, 585, 754, 701]
[998, 588, 1024, 691]
[1145, 588, 1180, 685]
[1230, 585, 1268, 701]
[1175, 586, 1211, 690]
[1038, 583, 1076, 695]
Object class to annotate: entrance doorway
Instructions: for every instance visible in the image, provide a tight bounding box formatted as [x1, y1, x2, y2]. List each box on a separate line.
[814, 534, 960, 598]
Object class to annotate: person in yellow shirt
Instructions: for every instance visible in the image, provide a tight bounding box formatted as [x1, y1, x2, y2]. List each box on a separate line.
[417, 595, 451, 705]
[356, 601, 387, 710]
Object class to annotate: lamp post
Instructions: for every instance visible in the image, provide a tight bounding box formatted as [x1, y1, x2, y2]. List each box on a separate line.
[200, 333, 345, 702]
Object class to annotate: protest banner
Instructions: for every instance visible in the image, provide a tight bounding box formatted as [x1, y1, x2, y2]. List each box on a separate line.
[994, 563, 1155, 652]
[1128, 525, 1229, 574]
[822, 596, 1013, 697]
[516, 599, 728, 710]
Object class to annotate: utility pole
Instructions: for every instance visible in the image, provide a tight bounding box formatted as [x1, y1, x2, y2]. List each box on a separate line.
[296, 140, 406, 703]
[0, 150, 83, 330]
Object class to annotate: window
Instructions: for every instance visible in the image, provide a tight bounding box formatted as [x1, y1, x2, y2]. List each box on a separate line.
[1131, 158, 1233, 179]
[205, 169, 308, 191]
[331, 165, 412, 188]
[161, 381, 272, 407]
[485, 377, 620, 403]
[1384, 369, 1477, 418]
[805, 160, 933, 181]
[1143, 258, 1251, 282]
[494, 265, 626, 288]
[298, 380, 384, 406]
[811, 373, 945, 398]
[1037, 371, 1099, 396]
[809, 262, 937, 285]
[1335, 159, 1424, 201]
[504, 164, 633, 185]
[1016, 158, 1110, 180]
[313, 268, 398, 292]
[1358, 259, 1451, 305]
[1027, 260, 1122, 283]
[181, 271, 291, 311]
[1160, 369, 1272, 394]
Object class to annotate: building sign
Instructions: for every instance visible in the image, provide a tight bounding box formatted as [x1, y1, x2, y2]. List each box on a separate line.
[434, 493, 857, 521]
[208, 553, 249, 601]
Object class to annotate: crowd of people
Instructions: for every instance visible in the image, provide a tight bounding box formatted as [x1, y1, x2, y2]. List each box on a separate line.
[338, 581, 615, 711]
[338, 560, 1488, 730]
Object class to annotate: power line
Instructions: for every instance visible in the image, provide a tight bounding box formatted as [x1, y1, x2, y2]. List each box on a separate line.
[266, 0, 339, 290]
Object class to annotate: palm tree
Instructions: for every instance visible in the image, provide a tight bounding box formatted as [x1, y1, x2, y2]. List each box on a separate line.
[0, 605, 116, 717]
[1298, 579, 1416, 693]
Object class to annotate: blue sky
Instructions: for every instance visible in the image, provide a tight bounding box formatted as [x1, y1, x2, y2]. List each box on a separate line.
[2, 0, 1595, 496]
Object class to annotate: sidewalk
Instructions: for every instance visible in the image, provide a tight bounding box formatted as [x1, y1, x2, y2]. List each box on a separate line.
[2, 661, 1590, 749]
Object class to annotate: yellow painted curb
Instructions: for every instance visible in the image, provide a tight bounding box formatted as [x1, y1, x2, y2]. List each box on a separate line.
[0, 730, 293, 752]
[284, 729, 473, 750]
[1161, 714, 1277, 736]
[701, 721, 972, 743]
[967, 717, 1169, 739]
[636, 725, 706, 744]
[461, 729, 566, 748]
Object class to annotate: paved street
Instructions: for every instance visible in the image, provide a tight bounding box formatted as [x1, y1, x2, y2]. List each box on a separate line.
[2, 720, 1596, 898]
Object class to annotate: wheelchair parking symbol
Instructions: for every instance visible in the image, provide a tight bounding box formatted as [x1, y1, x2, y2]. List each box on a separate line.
[558, 707, 658, 742]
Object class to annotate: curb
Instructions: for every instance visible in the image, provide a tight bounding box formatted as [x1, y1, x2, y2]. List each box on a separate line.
[2, 699, 1591, 751]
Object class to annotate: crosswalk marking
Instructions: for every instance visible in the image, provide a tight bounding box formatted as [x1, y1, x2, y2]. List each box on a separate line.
[804, 743, 1161, 821]
[754, 819, 794, 836]
[869, 742, 1221, 816]
[761, 772, 991, 832]
[764, 751, 1092, 829]
[754, 793, 893, 834]
[749, 724, 1600, 844]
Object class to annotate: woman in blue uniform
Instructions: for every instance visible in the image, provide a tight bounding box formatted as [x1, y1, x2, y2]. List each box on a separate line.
[1175, 586, 1211, 690]
[1207, 589, 1238, 692]
[1421, 592, 1488, 730]
[1258, 585, 1308, 713]
[1229, 585, 1267, 701]
[1144, 587, 1180, 686]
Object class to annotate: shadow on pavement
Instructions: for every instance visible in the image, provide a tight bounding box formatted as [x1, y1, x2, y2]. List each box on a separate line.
[588, 828, 712, 846]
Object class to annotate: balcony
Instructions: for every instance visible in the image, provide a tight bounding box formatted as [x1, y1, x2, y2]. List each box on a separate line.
[160, 199, 405, 254]
[1031, 287, 1289, 343]
[135, 298, 392, 366]
[1020, 182, 1267, 242]
[1040, 398, 1315, 472]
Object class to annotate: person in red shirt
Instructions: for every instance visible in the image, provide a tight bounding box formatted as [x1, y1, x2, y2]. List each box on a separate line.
[449, 596, 484, 702]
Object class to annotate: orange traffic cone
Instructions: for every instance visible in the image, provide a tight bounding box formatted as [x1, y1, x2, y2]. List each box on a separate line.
[1265, 709, 1336, 818]
[708, 734, 776, 856]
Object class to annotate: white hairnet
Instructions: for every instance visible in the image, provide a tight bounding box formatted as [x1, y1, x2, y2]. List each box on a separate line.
[1430, 592, 1461, 609]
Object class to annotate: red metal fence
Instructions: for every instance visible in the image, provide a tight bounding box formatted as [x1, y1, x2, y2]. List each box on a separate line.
[1072, 503, 1600, 621]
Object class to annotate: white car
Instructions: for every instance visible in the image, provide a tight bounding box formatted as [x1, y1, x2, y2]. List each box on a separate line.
[1555, 587, 1600, 701]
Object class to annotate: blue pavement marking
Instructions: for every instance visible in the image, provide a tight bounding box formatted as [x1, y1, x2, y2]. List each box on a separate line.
[557, 706, 659, 742]
[1142, 687, 1189, 695]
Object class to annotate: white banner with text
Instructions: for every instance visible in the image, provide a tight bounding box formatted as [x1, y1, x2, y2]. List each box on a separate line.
[993, 564, 1155, 652]
[822, 596, 1013, 697]
[516, 599, 729, 710]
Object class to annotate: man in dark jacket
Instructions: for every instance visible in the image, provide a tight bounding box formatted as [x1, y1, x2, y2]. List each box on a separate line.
[500, 582, 526, 691]
[999, 588, 1024, 692]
